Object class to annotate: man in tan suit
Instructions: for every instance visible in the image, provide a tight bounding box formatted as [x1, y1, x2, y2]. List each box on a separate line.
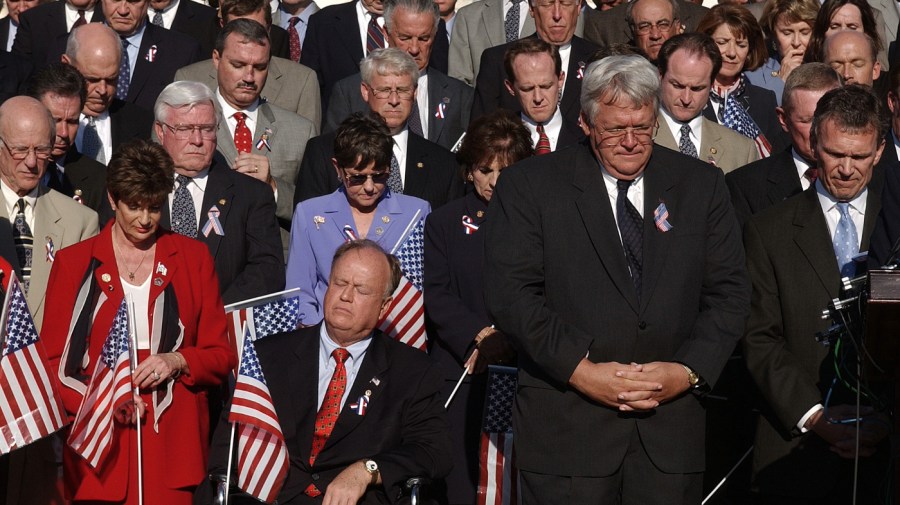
[654, 33, 758, 173]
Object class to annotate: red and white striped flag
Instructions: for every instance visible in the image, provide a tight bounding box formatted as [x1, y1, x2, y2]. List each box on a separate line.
[228, 328, 289, 503]
[67, 300, 132, 469]
[378, 215, 427, 350]
[0, 274, 67, 455]
[477, 366, 519, 505]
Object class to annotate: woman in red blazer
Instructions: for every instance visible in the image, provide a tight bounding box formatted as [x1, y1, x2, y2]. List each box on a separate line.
[42, 140, 236, 504]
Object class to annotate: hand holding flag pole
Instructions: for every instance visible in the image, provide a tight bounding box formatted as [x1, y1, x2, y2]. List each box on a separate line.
[125, 295, 145, 505]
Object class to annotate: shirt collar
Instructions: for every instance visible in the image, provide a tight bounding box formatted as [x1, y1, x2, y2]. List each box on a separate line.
[177, 167, 210, 191]
[280, 1, 318, 23]
[815, 178, 868, 213]
[0, 180, 37, 213]
[216, 88, 261, 120]
[659, 106, 703, 138]
[151, 0, 179, 16]
[319, 323, 373, 364]
[521, 106, 563, 129]
[120, 19, 147, 47]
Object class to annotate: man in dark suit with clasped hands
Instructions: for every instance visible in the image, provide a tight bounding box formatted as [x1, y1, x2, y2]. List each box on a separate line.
[483, 54, 749, 504]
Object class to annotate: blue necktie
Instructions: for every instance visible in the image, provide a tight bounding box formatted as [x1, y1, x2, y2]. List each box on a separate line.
[81, 117, 105, 164]
[833, 202, 859, 278]
[116, 37, 130, 100]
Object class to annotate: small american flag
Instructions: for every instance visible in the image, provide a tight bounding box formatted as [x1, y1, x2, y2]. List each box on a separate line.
[67, 300, 132, 469]
[0, 274, 66, 455]
[226, 289, 302, 356]
[229, 329, 289, 504]
[477, 365, 518, 505]
[379, 216, 427, 350]
[722, 94, 771, 158]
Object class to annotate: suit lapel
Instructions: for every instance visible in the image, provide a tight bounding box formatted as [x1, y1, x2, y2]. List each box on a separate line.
[571, 146, 639, 312]
[654, 119, 678, 151]
[127, 24, 158, 104]
[262, 59, 286, 105]
[698, 119, 723, 165]
[198, 163, 235, 259]
[766, 151, 802, 206]
[253, 103, 277, 159]
[29, 187, 64, 316]
[427, 73, 447, 143]
[290, 326, 321, 466]
[403, 134, 428, 198]
[214, 105, 239, 164]
[481, 0, 504, 46]
[639, 158, 678, 313]
[793, 190, 841, 299]
[338, 6, 364, 70]
[560, 40, 587, 121]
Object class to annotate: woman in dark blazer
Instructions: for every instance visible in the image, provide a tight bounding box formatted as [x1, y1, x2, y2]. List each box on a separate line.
[423, 109, 533, 505]
[698, 4, 790, 157]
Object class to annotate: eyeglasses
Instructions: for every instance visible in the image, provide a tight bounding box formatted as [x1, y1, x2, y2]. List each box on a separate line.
[595, 124, 658, 146]
[533, 0, 579, 8]
[633, 19, 677, 35]
[160, 122, 218, 140]
[342, 170, 391, 185]
[366, 84, 416, 100]
[0, 138, 53, 161]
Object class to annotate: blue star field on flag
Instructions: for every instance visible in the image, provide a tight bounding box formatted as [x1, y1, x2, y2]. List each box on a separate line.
[394, 218, 425, 290]
[3, 284, 38, 357]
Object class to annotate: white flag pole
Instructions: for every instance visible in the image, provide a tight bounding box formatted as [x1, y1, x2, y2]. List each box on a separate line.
[444, 367, 468, 409]
[125, 295, 144, 505]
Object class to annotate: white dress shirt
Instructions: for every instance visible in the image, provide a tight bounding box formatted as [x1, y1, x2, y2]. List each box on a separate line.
[600, 164, 645, 246]
[791, 149, 814, 191]
[277, 1, 319, 46]
[415, 71, 430, 138]
[5, 20, 17, 52]
[522, 107, 564, 151]
[1, 181, 37, 230]
[149, 0, 180, 30]
[356, 0, 386, 57]
[121, 275, 152, 349]
[659, 107, 703, 156]
[317, 324, 372, 410]
[64, 2, 89, 32]
[217, 89, 260, 142]
[392, 128, 409, 187]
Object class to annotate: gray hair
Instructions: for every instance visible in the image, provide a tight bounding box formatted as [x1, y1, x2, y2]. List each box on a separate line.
[625, 0, 680, 28]
[154, 81, 216, 124]
[360, 48, 420, 86]
[65, 23, 122, 64]
[383, 0, 440, 33]
[580, 55, 659, 126]
[782, 62, 841, 113]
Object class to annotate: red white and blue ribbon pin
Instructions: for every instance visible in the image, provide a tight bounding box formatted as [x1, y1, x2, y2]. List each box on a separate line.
[576, 61, 586, 80]
[349, 395, 369, 415]
[434, 102, 447, 119]
[145, 44, 158, 62]
[45, 237, 55, 262]
[342, 224, 358, 242]
[201, 205, 225, 237]
[462, 215, 479, 234]
[654, 202, 673, 232]
[255, 127, 273, 151]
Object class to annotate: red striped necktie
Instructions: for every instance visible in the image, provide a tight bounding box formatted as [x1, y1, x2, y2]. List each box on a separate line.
[535, 124, 551, 155]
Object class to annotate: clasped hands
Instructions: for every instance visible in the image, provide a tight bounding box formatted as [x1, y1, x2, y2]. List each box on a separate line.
[113, 352, 186, 425]
[569, 359, 692, 412]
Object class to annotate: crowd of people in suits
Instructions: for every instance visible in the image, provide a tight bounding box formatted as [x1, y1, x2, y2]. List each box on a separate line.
[0, 0, 897, 502]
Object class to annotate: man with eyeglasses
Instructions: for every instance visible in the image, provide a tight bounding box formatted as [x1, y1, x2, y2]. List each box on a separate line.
[62, 23, 154, 166]
[582, 0, 706, 51]
[655, 33, 758, 173]
[154, 79, 284, 304]
[471, 0, 598, 134]
[626, 0, 682, 64]
[483, 54, 748, 504]
[0, 97, 98, 505]
[211, 18, 316, 257]
[296, 48, 461, 209]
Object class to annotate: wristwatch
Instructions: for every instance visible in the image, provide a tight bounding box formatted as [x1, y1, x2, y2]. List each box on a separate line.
[682, 364, 700, 388]
[363, 459, 379, 485]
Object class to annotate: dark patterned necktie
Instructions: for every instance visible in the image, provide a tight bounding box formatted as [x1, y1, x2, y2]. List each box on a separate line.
[116, 37, 130, 100]
[805, 167, 818, 184]
[288, 17, 301, 62]
[73, 9, 87, 29]
[616, 179, 643, 299]
[679, 124, 698, 158]
[152, 10, 164, 26]
[535, 124, 551, 155]
[388, 154, 403, 194]
[366, 14, 385, 54]
[172, 175, 197, 238]
[505, 0, 522, 43]
[81, 116, 105, 164]
[408, 99, 424, 137]
[305, 348, 350, 497]
[13, 199, 33, 293]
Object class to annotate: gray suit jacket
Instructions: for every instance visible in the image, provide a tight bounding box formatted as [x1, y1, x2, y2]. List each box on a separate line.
[448, 0, 535, 86]
[175, 56, 322, 131]
[214, 100, 316, 256]
[0, 186, 99, 329]
[582, 0, 708, 47]
[654, 116, 759, 174]
[324, 70, 473, 150]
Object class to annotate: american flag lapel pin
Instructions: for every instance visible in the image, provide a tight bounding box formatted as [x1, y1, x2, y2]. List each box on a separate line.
[145, 44, 158, 62]
[313, 215, 325, 230]
[654, 201, 673, 232]
[156, 262, 167, 276]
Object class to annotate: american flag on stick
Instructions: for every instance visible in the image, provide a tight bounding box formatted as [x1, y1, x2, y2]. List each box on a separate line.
[378, 211, 427, 350]
[477, 365, 519, 505]
[228, 328, 289, 503]
[0, 274, 66, 455]
[67, 300, 132, 469]
[224, 288, 302, 357]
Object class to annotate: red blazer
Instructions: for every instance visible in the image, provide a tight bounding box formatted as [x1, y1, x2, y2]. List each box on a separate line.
[42, 223, 236, 501]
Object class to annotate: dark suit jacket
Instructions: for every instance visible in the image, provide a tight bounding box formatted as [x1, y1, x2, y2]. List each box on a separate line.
[742, 186, 882, 498]
[12, 1, 103, 70]
[169, 0, 219, 57]
[270, 24, 291, 60]
[160, 156, 285, 304]
[108, 98, 154, 151]
[0, 49, 32, 104]
[207, 325, 452, 504]
[482, 142, 750, 476]
[703, 82, 790, 156]
[300, 0, 450, 109]
[556, 117, 587, 151]
[324, 70, 473, 150]
[124, 22, 202, 112]
[295, 130, 464, 209]
[868, 135, 900, 266]
[582, 0, 708, 47]
[0, 17, 11, 51]
[471, 35, 597, 133]
[50, 148, 111, 223]
[726, 148, 803, 229]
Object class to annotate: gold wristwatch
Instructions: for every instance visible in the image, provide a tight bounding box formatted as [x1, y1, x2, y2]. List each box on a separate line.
[363, 459, 379, 485]
[682, 364, 700, 388]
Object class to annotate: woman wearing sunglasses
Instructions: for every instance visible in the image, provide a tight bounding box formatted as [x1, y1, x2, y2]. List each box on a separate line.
[285, 112, 431, 326]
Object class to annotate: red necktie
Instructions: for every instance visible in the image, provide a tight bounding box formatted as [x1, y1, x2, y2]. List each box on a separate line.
[366, 14, 385, 54]
[805, 167, 818, 184]
[288, 17, 301, 62]
[233, 112, 252, 154]
[305, 348, 350, 497]
[73, 9, 87, 29]
[535, 124, 551, 155]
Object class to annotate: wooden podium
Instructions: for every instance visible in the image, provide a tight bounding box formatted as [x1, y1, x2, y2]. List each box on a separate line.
[864, 269, 900, 501]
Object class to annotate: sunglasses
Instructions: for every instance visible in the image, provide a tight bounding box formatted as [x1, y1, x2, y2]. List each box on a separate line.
[342, 171, 391, 186]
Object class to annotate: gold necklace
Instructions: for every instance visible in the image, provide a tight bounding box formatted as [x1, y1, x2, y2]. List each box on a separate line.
[122, 250, 150, 282]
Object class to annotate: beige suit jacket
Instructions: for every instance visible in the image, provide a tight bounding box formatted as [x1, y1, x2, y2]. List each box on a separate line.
[654, 115, 759, 174]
